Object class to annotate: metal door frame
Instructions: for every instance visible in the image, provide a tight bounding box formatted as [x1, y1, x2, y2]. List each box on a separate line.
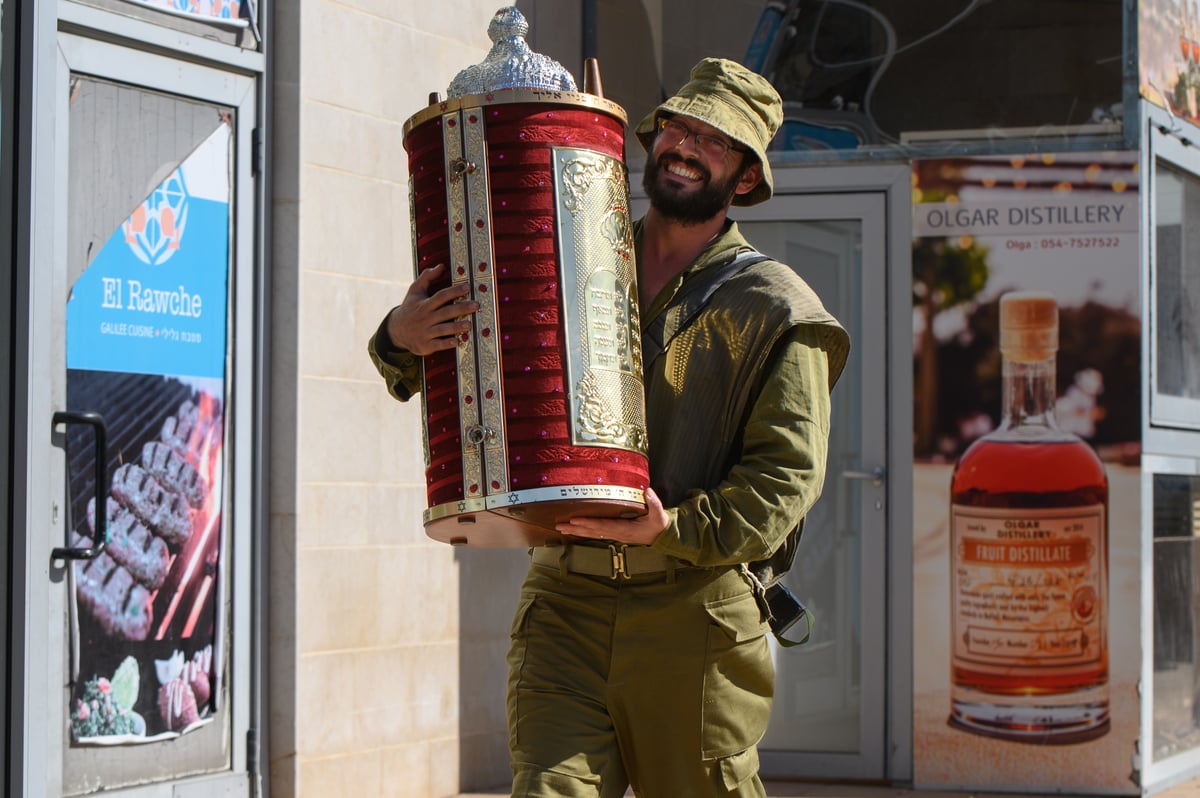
[14, 16, 262, 797]
[2, 0, 21, 793]
[630, 160, 914, 782]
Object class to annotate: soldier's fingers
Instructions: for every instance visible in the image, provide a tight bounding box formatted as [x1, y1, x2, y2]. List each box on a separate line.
[422, 335, 464, 354]
[412, 263, 447, 292]
[427, 282, 473, 308]
[427, 298, 479, 324]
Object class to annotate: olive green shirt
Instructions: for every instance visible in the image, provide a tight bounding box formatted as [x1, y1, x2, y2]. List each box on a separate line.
[635, 220, 847, 567]
[367, 220, 848, 568]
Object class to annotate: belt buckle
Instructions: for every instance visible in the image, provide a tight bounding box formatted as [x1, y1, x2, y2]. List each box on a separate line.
[608, 543, 631, 580]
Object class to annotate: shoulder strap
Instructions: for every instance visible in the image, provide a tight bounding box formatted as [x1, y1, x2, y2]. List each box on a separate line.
[641, 251, 772, 366]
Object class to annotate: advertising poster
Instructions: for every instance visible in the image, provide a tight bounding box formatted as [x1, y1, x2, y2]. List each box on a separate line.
[64, 125, 230, 744]
[911, 153, 1142, 791]
[1141, 0, 1200, 123]
[119, 0, 247, 27]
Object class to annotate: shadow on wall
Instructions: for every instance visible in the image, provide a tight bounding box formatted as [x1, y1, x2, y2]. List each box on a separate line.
[458, 545, 529, 789]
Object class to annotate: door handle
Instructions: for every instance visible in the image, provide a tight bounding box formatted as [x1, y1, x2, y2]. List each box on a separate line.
[51, 411, 108, 562]
[842, 465, 886, 487]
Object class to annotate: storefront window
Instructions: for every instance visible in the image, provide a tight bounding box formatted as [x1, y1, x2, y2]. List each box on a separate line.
[1153, 161, 1200, 422]
[762, 0, 1124, 152]
[1153, 473, 1200, 761]
[609, 0, 1124, 154]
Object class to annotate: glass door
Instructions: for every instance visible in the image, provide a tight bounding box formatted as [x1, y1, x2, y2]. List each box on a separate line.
[25, 32, 258, 797]
[630, 171, 898, 779]
[736, 192, 889, 779]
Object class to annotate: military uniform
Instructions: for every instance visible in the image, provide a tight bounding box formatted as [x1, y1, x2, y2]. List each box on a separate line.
[503, 221, 846, 797]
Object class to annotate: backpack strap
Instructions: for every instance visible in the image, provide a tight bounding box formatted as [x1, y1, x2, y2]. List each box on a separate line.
[641, 250, 772, 366]
[643, 250, 820, 647]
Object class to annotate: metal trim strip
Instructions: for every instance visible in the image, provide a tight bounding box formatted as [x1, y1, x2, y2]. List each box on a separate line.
[423, 484, 646, 523]
[404, 89, 626, 139]
[442, 109, 485, 500]
[462, 109, 509, 496]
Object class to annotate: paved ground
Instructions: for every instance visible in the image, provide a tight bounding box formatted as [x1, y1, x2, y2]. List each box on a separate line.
[454, 774, 1200, 797]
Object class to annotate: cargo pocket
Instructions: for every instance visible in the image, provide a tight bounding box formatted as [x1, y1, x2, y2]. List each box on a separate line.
[700, 591, 774, 760]
[505, 594, 537, 747]
[717, 746, 761, 792]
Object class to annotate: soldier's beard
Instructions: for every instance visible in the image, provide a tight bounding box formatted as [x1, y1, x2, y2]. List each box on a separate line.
[642, 154, 744, 225]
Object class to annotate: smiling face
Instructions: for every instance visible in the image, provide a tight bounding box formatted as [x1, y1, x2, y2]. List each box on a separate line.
[642, 114, 762, 225]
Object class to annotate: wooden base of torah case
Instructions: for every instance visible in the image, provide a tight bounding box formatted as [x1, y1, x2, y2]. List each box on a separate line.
[404, 85, 650, 547]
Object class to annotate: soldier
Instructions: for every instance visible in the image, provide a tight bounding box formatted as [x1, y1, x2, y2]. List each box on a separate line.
[371, 57, 848, 797]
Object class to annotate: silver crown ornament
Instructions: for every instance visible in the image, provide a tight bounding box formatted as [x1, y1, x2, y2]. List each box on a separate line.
[446, 6, 578, 98]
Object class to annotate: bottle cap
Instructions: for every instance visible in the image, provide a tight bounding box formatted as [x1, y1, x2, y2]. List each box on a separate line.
[999, 292, 1058, 361]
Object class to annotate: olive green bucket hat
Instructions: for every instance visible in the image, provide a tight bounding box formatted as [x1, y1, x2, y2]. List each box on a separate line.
[635, 57, 783, 207]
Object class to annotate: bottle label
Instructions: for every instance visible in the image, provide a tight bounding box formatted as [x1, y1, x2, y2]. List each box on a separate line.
[950, 504, 1105, 670]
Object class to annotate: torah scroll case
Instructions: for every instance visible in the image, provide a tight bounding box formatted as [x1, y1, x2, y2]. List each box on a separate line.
[403, 8, 650, 546]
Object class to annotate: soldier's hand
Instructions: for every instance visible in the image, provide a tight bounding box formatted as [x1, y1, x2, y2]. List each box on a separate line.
[385, 263, 480, 355]
[556, 488, 669, 546]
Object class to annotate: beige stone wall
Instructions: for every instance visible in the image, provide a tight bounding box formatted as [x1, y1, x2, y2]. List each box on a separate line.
[269, 2, 531, 795]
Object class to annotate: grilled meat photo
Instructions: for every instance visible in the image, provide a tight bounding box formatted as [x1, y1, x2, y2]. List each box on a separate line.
[87, 496, 171, 591]
[72, 533, 153, 641]
[141, 440, 206, 507]
[111, 463, 193, 547]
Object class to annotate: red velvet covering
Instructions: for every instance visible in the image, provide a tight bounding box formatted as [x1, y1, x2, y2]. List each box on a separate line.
[406, 101, 649, 510]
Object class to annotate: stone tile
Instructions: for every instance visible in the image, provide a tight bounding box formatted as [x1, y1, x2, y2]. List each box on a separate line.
[378, 740, 435, 797]
[298, 376, 423, 485]
[300, 272, 413, 383]
[296, 645, 460, 757]
[305, 3, 494, 119]
[332, 0, 497, 45]
[300, 165, 408, 283]
[302, 101, 407, 185]
[298, 749, 383, 796]
[297, 547, 382, 652]
[358, 643, 459, 745]
[297, 482, 429, 549]
[298, 272, 359, 380]
[426, 734, 466, 798]
[374, 544, 460, 645]
[296, 651, 360, 755]
[305, 5, 415, 120]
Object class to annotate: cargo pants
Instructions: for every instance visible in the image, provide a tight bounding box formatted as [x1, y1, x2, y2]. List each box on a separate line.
[506, 550, 774, 797]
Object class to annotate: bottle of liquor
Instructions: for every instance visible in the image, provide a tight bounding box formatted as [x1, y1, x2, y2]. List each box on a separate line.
[949, 292, 1110, 743]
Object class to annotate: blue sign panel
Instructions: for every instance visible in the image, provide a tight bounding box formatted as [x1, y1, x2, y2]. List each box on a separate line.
[67, 129, 230, 380]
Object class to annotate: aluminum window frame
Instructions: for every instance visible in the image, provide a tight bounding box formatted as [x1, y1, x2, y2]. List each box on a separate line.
[1145, 106, 1200, 438]
[12, 1, 267, 792]
[1140, 100, 1200, 794]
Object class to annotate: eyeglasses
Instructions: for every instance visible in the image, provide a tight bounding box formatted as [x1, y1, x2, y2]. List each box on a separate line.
[656, 116, 745, 159]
